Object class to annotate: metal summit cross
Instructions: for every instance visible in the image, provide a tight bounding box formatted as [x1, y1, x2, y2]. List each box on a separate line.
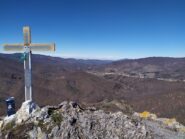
[3, 26, 55, 101]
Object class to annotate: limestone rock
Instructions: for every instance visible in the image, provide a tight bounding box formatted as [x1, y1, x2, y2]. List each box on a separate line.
[16, 100, 40, 124]
[0, 101, 184, 139]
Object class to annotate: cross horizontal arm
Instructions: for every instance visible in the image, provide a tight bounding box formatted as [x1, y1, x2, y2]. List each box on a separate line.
[30, 43, 55, 51]
[3, 44, 24, 51]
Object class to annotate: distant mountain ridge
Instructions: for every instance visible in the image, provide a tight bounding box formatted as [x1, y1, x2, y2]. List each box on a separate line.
[0, 53, 185, 125]
[2, 54, 185, 79]
[96, 57, 185, 80]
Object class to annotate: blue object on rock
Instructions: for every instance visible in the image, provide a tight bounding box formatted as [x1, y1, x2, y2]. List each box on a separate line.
[6, 97, 16, 116]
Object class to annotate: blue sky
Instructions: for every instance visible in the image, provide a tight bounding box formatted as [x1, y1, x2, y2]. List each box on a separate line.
[0, 0, 185, 60]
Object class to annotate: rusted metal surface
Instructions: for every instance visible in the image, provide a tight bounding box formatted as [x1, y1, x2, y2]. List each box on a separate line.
[23, 26, 31, 45]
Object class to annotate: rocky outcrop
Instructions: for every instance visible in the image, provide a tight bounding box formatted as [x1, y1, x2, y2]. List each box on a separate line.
[0, 101, 185, 139]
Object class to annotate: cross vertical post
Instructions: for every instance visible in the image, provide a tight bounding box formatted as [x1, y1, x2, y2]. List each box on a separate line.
[23, 27, 32, 101]
[3, 26, 55, 102]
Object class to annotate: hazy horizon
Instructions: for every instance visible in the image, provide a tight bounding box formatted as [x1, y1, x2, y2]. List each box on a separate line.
[1, 52, 185, 61]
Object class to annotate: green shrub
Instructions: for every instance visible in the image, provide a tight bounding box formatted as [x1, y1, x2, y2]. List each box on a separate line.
[51, 111, 63, 126]
[2, 120, 15, 132]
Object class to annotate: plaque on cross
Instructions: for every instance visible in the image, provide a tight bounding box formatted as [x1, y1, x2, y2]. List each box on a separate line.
[3, 26, 55, 102]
